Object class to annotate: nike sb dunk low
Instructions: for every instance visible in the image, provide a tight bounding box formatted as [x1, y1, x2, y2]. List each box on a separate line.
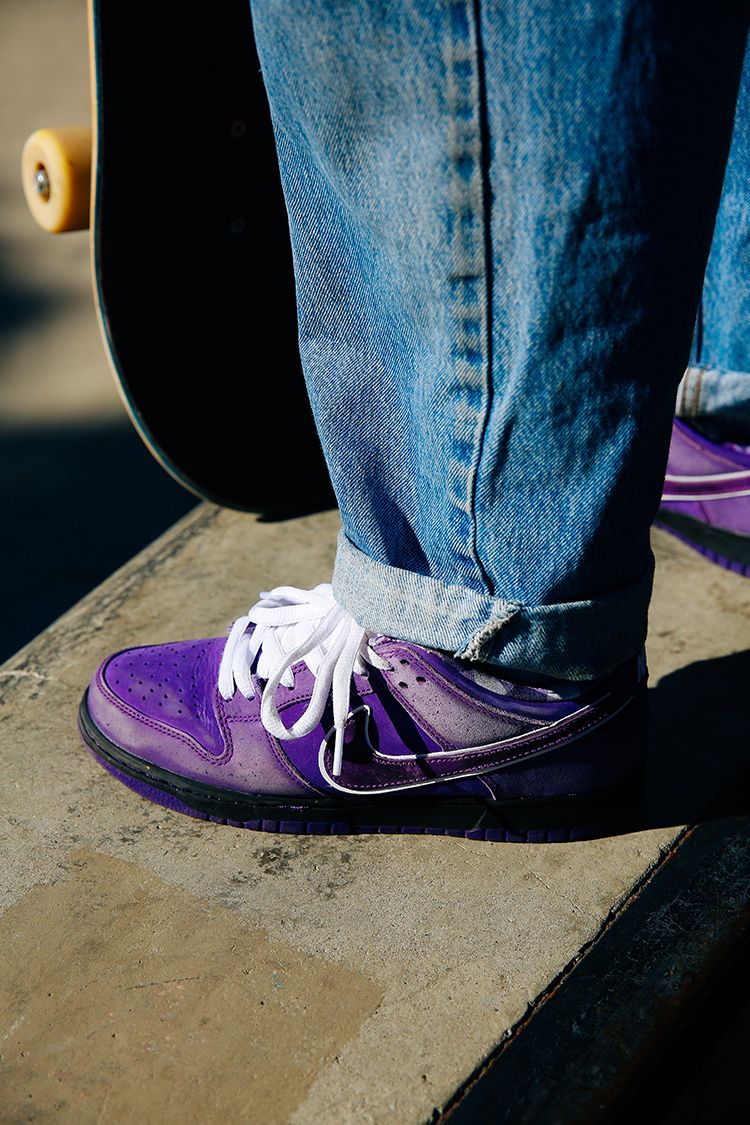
[79, 583, 648, 842]
[658, 417, 750, 577]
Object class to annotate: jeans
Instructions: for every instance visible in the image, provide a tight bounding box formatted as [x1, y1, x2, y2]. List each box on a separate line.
[250, 1, 748, 680]
[679, 28, 750, 441]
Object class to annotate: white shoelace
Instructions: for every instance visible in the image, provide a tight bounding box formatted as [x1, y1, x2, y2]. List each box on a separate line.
[217, 584, 391, 776]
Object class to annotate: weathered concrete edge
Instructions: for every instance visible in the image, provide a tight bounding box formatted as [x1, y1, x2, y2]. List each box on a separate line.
[433, 824, 689, 1123]
[437, 813, 750, 1124]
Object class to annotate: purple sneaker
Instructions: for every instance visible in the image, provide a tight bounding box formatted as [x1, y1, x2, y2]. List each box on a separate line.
[658, 418, 750, 577]
[79, 584, 648, 842]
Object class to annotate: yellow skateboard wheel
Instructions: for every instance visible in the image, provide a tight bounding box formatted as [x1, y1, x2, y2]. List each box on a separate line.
[21, 126, 92, 233]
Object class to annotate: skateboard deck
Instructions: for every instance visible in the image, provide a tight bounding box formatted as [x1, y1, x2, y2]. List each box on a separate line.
[22, 0, 334, 515]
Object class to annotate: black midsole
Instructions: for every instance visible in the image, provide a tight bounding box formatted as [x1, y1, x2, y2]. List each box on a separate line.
[657, 508, 750, 565]
[79, 692, 641, 831]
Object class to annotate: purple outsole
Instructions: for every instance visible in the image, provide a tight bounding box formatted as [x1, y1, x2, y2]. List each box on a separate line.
[654, 519, 750, 577]
[81, 738, 628, 845]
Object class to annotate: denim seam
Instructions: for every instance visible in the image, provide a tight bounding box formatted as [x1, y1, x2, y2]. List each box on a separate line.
[445, 0, 493, 594]
[690, 366, 705, 416]
[694, 293, 704, 367]
[469, 0, 496, 594]
[678, 365, 707, 417]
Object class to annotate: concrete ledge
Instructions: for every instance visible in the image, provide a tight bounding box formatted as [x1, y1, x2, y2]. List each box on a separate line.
[2, 507, 749, 1123]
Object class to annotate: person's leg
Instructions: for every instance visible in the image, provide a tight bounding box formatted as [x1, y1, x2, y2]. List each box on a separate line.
[249, 1, 746, 681]
[658, 30, 750, 575]
[678, 31, 750, 445]
[78, 2, 748, 840]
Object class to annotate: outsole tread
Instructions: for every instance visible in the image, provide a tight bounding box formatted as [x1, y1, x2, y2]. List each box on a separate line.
[86, 745, 608, 843]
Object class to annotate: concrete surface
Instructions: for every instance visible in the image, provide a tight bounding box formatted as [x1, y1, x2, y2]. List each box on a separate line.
[1, 505, 748, 1124]
[3, 2, 750, 1121]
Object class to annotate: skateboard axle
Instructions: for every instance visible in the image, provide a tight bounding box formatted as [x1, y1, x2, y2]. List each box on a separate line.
[34, 166, 50, 201]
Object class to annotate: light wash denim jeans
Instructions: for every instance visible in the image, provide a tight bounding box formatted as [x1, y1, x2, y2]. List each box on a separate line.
[678, 30, 750, 441]
[250, 1, 748, 680]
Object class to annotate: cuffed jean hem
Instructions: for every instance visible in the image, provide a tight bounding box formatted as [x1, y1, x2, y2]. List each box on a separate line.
[677, 365, 750, 430]
[332, 532, 654, 681]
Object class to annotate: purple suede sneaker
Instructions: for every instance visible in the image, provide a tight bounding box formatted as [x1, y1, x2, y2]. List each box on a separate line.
[79, 584, 648, 842]
[657, 418, 750, 577]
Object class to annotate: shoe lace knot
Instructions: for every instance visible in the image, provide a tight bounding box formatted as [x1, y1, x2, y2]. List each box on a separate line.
[217, 584, 390, 776]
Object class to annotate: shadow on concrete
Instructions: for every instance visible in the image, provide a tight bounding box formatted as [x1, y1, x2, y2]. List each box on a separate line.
[0, 421, 195, 662]
[0, 247, 59, 339]
[638, 648, 750, 829]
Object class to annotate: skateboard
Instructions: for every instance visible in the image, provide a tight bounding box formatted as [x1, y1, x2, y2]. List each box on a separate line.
[22, 0, 334, 515]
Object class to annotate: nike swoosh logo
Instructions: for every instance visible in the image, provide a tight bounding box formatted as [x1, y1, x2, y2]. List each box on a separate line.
[317, 692, 632, 796]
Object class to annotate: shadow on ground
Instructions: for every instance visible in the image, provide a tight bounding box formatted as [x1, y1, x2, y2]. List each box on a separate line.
[0, 422, 195, 661]
[0, 246, 57, 337]
[0, 236, 197, 662]
[639, 648, 750, 828]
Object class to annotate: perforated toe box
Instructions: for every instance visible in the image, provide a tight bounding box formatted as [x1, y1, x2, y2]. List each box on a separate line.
[87, 638, 228, 763]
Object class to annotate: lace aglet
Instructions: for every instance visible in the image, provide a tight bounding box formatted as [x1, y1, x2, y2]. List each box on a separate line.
[332, 727, 344, 776]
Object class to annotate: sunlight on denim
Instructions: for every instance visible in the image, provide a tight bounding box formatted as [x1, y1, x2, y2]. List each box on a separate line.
[251, 1, 747, 678]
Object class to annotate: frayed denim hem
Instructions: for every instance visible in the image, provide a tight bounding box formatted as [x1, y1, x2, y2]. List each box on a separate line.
[332, 531, 653, 682]
[677, 365, 750, 430]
